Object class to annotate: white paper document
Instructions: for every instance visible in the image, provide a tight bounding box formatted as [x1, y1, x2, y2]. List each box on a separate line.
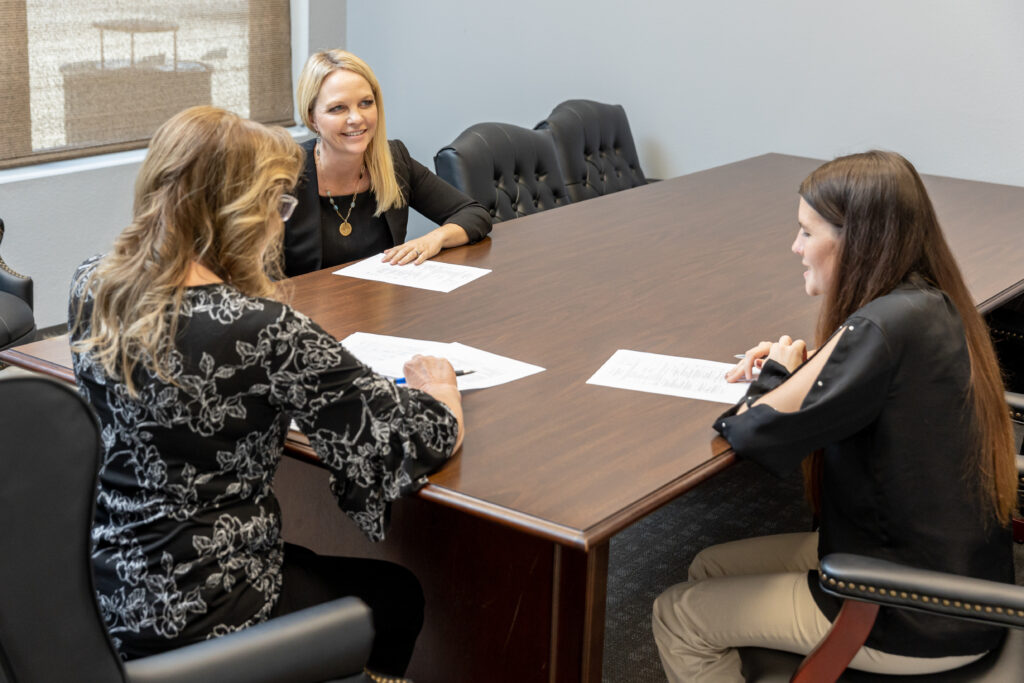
[340, 332, 545, 390]
[333, 254, 491, 293]
[586, 349, 749, 404]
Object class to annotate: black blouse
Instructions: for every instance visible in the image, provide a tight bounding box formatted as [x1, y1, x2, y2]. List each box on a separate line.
[318, 190, 392, 266]
[715, 281, 1012, 657]
[283, 138, 492, 277]
[69, 256, 458, 659]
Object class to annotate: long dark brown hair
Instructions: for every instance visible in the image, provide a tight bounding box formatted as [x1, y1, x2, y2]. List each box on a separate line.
[799, 150, 1016, 524]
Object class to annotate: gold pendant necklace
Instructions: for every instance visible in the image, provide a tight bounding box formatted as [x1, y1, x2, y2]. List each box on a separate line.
[328, 191, 357, 236]
[316, 141, 363, 237]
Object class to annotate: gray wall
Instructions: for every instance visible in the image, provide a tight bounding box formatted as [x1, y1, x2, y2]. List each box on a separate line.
[348, 0, 1024, 186]
[4, 0, 1023, 327]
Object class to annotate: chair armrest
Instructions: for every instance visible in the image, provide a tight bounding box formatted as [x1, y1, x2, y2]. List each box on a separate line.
[819, 553, 1024, 630]
[123, 597, 374, 683]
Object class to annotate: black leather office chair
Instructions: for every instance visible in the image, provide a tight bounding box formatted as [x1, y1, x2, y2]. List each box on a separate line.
[434, 122, 571, 223]
[0, 375, 374, 683]
[986, 295, 1024, 541]
[1009, 391, 1024, 543]
[0, 218, 36, 352]
[738, 553, 1024, 682]
[534, 99, 649, 203]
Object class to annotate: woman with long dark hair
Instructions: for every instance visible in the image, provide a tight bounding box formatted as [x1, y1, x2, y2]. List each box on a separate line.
[652, 151, 1016, 680]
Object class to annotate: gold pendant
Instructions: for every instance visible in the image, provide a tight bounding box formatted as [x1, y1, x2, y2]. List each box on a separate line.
[339, 221, 352, 237]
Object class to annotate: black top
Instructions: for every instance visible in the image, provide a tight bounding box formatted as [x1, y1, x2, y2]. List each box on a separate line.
[318, 190, 392, 266]
[715, 280, 1012, 657]
[284, 138, 492, 276]
[69, 256, 458, 659]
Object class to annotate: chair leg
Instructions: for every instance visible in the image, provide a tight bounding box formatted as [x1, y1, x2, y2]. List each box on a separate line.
[790, 599, 880, 683]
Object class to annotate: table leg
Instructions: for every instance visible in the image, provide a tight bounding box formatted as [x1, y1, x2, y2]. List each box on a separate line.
[550, 541, 609, 682]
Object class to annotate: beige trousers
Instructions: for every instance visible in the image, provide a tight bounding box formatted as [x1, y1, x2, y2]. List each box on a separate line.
[651, 532, 984, 682]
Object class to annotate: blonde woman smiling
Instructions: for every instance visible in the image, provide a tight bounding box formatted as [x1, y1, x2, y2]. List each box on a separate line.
[284, 49, 491, 275]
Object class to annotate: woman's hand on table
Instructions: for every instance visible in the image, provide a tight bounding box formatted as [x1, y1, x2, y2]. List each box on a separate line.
[726, 340, 772, 383]
[382, 223, 470, 265]
[402, 354, 465, 450]
[383, 232, 443, 266]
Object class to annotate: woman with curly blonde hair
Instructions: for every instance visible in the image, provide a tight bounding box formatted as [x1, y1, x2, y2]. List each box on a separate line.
[71, 105, 463, 681]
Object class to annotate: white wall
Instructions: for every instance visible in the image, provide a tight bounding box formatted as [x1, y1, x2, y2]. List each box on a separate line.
[347, 0, 1024, 188]
[4, 0, 1023, 327]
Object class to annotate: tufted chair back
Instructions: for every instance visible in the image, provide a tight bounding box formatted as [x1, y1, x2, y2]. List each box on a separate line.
[0, 218, 35, 351]
[434, 122, 571, 223]
[535, 99, 647, 203]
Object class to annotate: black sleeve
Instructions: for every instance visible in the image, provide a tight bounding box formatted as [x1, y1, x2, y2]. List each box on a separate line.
[259, 308, 458, 541]
[714, 318, 894, 477]
[393, 140, 492, 242]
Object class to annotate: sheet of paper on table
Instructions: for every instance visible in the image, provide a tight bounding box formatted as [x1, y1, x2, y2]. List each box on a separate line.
[586, 349, 749, 405]
[333, 254, 491, 293]
[340, 332, 545, 390]
[289, 333, 544, 434]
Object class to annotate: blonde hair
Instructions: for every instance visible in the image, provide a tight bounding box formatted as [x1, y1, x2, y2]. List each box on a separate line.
[296, 49, 405, 214]
[72, 105, 304, 395]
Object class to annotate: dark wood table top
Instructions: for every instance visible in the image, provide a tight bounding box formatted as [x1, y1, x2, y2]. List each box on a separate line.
[7, 153, 1024, 550]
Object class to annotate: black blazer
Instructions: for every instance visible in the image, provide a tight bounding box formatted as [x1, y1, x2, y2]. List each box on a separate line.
[283, 138, 491, 277]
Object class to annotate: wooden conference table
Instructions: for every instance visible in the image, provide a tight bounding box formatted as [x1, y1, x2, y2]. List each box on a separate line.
[5, 154, 1024, 682]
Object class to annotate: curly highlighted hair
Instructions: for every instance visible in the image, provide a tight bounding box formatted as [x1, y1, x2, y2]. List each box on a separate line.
[72, 105, 304, 395]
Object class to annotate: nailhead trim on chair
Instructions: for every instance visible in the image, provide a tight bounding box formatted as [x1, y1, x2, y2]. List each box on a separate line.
[0, 259, 27, 278]
[364, 670, 413, 683]
[820, 571, 1024, 618]
[0, 223, 28, 279]
[992, 328, 1023, 342]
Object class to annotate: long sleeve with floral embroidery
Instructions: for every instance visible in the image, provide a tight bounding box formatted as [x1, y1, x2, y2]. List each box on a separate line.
[69, 256, 457, 659]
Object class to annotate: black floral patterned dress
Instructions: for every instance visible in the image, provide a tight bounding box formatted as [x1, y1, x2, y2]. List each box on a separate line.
[69, 256, 458, 658]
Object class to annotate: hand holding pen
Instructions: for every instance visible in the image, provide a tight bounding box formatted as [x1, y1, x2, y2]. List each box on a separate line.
[396, 369, 474, 385]
[725, 336, 807, 383]
[398, 355, 466, 450]
[725, 341, 772, 383]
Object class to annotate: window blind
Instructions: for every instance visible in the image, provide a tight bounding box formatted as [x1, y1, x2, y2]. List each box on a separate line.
[0, 0, 293, 170]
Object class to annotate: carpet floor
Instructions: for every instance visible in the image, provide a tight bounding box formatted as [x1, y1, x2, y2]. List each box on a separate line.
[600, 458, 1024, 682]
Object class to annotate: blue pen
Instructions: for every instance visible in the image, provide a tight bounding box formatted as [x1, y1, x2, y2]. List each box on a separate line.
[395, 369, 474, 385]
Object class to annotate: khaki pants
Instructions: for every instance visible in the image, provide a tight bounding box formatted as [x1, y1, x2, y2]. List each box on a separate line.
[651, 532, 984, 682]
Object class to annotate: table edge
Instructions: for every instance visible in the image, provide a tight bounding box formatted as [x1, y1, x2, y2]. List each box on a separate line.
[0, 347, 75, 382]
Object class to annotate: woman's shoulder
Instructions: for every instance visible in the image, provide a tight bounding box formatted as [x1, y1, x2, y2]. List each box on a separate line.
[388, 138, 410, 157]
[856, 281, 950, 321]
[70, 254, 104, 299]
[850, 281, 961, 346]
[182, 286, 299, 330]
[74, 253, 103, 278]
